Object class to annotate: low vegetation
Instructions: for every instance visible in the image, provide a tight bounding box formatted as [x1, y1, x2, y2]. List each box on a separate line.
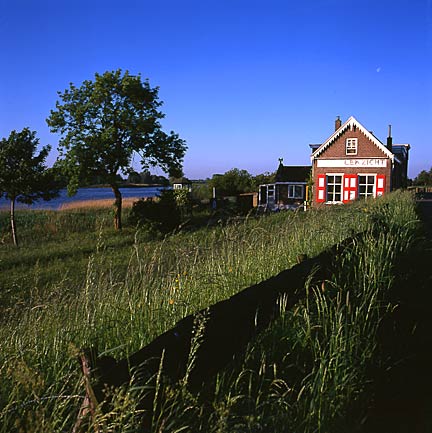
[0, 191, 420, 432]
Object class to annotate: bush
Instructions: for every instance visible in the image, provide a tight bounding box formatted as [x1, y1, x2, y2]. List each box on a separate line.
[128, 190, 181, 233]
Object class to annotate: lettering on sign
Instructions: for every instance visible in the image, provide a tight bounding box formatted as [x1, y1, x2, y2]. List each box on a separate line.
[316, 159, 387, 168]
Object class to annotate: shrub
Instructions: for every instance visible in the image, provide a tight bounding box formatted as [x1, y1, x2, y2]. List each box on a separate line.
[128, 190, 181, 233]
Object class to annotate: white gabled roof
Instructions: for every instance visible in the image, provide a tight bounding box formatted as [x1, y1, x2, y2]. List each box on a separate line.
[310, 116, 395, 162]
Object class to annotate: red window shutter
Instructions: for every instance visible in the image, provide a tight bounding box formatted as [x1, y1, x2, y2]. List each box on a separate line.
[376, 174, 386, 197]
[316, 174, 326, 203]
[343, 175, 357, 203]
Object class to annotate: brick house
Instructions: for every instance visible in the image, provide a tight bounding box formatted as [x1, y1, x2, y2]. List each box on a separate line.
[310, 116, 410, 206]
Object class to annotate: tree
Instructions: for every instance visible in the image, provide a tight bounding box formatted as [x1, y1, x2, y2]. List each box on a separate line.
[128, 170, 141, 184]
[251, 171, 276, 190]
[413, 168, 432, 186]
[0, 128, 59, 246]
[209, 168, 253, 197]
[140, 170, 152, 184]
[47, 69, 186, 230]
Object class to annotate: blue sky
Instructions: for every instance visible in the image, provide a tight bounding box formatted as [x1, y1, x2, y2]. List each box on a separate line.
[1, 0, 431, 179]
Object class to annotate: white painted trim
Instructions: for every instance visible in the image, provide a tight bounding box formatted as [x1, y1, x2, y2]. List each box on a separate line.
[311, 116, 395, 162]
[357, 173, 377, 198]
[325, 173, 343, 203]
[346, 138, 358, 155]
[316, 158, 388, 168]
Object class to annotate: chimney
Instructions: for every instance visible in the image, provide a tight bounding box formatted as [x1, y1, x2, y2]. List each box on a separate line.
[387, 124, 393, 152]
[335, 116, 342, 131]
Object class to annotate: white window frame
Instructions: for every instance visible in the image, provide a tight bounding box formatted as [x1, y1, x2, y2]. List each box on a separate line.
[346, 138, 358, 155]
[267, 184, 275, 197]
[288, 184, 304, 199]
[357, 174, 376, 199]
[326, 174, 343, 203]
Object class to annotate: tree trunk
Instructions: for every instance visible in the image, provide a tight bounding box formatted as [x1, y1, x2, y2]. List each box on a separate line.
[10, 197, 18, 246]
[111, 184, 122, 230]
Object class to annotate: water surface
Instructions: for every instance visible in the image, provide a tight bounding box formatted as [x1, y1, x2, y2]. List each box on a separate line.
[0, 186, 166, 210]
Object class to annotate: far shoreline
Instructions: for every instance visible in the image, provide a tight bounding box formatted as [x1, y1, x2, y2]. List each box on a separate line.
[84, 183, 168, 189]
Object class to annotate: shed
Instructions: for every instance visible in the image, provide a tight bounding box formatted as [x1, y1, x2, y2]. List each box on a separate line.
[258, 161, 311, 210]
[171, 177, 192, 192]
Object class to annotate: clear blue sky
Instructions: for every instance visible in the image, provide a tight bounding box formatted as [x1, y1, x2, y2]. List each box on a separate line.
[1, 0, 431, 179]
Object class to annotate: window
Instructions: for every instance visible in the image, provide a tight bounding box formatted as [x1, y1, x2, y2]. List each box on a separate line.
[288, 184, 304, 199]
[326, 175, 342, 202]
[346, 138, 358, 155]
[267, 185, 275, 198]
[358, 175, 375, 198]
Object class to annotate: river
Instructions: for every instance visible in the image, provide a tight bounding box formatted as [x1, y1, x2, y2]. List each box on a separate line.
[0, 186, 166, 210]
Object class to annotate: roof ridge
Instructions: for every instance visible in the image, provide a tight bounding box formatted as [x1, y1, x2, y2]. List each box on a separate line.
[311, 116, 394, 161]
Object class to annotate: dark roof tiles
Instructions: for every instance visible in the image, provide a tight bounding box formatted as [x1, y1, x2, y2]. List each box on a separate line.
[275, 165, 311, 182]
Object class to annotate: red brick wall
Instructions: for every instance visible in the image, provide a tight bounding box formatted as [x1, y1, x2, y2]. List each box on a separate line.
[320, 128, 388, 159]
[312, 127, 392, 206]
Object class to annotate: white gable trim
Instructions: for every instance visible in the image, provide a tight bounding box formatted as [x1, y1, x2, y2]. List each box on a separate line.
[311, 116, 394, 162]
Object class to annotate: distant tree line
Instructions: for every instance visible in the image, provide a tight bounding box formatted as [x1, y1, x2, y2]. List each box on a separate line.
[208, 168, 275, 197]
[412, 168, 432, 186]
[127, 170, 170, 186]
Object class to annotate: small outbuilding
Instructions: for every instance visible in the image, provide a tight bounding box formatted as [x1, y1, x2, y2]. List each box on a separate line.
[258, 161, 311, 210]
[171, 177, 192, 192]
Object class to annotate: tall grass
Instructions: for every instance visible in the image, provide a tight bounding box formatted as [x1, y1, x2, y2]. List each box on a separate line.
[0, 191, 419, 432]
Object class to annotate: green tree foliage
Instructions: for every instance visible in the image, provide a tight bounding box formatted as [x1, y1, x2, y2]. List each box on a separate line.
[0, 128, 59, 246]
[209, 168, 253, 197]
[127, 171, 142, 184]
[191, 181, 212, 202]
[47, 69, 186, 230]
[251, 171, 276, 190]
[413, 168, 432, 186]
[130, 170, 169, 185]
[173, 188, 193, 218]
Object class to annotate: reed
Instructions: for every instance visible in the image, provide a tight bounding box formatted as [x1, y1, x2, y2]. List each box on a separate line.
[59, 197, 138, 211]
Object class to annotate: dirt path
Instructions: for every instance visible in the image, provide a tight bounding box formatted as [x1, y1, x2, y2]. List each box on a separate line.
[362, 200, 432, 432]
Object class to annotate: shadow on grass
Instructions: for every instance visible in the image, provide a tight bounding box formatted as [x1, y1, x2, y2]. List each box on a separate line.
[362, 202, 432, 433]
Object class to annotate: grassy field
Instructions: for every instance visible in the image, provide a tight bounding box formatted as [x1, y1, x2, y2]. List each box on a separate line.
[0, 191, 420, 432]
